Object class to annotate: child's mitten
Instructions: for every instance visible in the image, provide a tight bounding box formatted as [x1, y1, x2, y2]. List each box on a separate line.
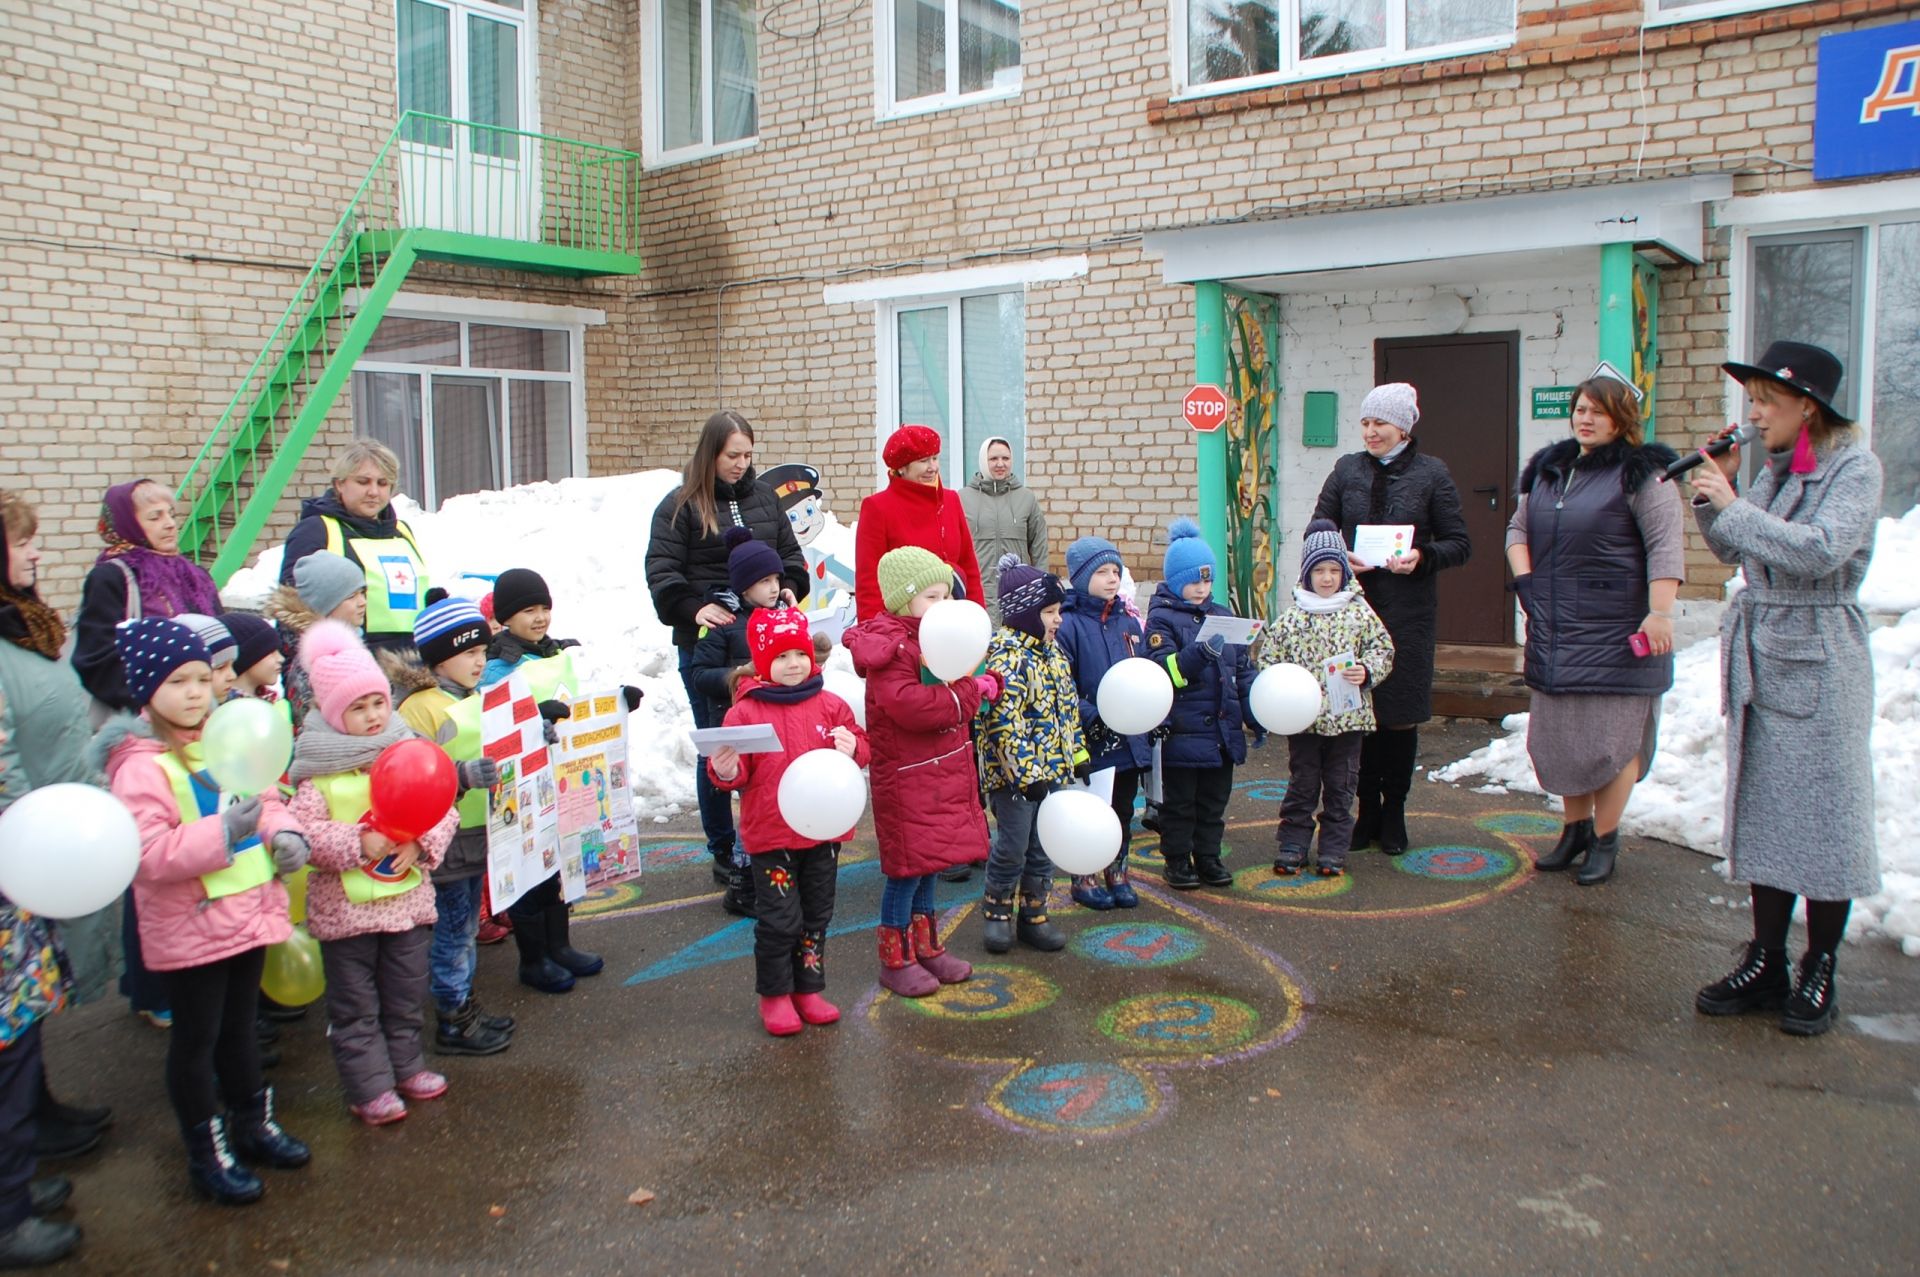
[221, 794, 264, 848]
[270, 832, 310, 876]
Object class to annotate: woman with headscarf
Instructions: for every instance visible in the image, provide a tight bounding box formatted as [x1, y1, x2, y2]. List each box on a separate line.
[958, 436, 1047, 624]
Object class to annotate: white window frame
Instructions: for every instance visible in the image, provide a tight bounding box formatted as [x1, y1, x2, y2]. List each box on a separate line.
[639, 0, 759, 169]
[1645, 0, 1804, 27]
[1170, 0, 1516, 102]
[874, 0, 1023, 122]
[394, 0, 540, 140]
[348, 297, 597, 509]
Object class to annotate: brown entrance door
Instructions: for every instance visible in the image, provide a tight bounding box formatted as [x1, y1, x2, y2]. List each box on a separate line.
[1375, 332, 1518, 646]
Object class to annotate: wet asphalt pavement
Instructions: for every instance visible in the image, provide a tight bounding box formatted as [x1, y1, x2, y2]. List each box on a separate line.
[37, 721, 1920, 1275]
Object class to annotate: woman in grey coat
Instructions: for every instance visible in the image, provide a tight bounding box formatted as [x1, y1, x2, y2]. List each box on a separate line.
[1688, 342, 1882, 1038]
[958, 437, 1047, 623]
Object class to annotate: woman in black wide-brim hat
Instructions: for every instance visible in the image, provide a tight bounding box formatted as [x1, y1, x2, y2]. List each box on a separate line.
[1687, 341, 1883, 1037]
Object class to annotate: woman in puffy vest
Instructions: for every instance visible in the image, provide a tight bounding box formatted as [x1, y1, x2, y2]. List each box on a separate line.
[1506, 370, 1684, 887]
[278, 439, 430, 657]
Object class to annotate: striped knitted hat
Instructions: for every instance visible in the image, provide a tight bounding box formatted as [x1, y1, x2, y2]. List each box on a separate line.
[174, 613, 237, 669]
[413, 597, 489, 668]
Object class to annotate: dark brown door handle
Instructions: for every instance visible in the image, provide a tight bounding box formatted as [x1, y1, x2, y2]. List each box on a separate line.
[1472, 485, 1499, 509]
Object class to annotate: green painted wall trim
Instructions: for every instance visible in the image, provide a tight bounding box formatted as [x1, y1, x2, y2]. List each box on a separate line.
[1193, 280, 1230, 585]
[1598, 242, 1635, 392]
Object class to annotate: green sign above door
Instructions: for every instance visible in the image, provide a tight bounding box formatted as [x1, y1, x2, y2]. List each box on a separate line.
[1531, 386, 1576, 419]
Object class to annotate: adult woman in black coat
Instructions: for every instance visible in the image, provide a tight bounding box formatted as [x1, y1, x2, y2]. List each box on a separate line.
[1311, 383, 1472, 853]
[645, 411, 809, 902]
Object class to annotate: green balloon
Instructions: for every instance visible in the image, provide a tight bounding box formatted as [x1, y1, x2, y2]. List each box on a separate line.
[202, 698, 293, 797]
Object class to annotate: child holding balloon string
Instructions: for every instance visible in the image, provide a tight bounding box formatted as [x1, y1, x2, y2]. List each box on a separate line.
[286, 621, 463, 1127]
[1250, 520, 1396, 877]
[707, 608, 870, 1036]
[93, 618, 313, 1204]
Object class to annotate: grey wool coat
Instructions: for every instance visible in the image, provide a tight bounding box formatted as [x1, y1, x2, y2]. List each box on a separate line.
[959, 473, 1048, 621]
[1694, 439, 1883, 901]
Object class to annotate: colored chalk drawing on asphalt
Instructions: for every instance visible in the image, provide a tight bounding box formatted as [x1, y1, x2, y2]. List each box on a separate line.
[1234, 866, 1354, 898]
[641, 840, 709, 872]
[1476, 811, 1563, 837]
[856, 884, 1309, 1141]
[1071, 922, 1205, 968]
[900, 965, 1059, 1021]
[572, 878, 645, 918]
[1392, 845, 1519, 881]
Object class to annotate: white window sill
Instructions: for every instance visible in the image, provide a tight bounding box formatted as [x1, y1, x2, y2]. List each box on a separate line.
[642, 135, 759, 172]
[1643, 0, 1804, 26]
[879, 82, 1022, 123]
[1170, 34, 1514, 103]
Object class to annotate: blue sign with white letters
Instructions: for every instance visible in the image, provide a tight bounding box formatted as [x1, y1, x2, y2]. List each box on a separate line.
[1815, 19, 1920, 181]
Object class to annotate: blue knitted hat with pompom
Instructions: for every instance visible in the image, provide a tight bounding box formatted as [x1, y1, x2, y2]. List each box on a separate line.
[1162, 518, 1215, 593]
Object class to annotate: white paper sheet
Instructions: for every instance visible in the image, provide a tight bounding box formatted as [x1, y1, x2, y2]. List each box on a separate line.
[1066, 767, 1117, 804]
[1352, 524, 1415, 568]
[1195, 614, 1264, 646]
[688, 723, 784, 755]
[1322, 652, 1363, 717]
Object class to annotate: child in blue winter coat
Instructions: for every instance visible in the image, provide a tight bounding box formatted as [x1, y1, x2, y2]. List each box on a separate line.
[1054, 536, 1152, 910]
[1143, 519, 1259, 890]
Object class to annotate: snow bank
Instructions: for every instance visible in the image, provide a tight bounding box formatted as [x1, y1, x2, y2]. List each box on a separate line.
[1434, 505, 1920, 955]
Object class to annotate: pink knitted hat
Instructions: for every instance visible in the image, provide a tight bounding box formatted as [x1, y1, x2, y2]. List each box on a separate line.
[298, 619, 389, 731]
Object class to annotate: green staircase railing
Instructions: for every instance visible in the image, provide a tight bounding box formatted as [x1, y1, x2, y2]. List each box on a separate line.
[176, 112, 642, 584]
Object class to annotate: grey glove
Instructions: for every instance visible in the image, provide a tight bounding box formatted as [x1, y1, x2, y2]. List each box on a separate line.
[221, 794, 264, 848]
[1202, 633, 1227, 658]
[542, 719, 559, 746]
[270, 831, 309, 876]
[457, 758, 500, 793]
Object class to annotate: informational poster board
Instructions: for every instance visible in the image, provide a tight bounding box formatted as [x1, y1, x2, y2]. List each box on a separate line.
[552, 691, 643, 901]
[480, 673, 559, 912]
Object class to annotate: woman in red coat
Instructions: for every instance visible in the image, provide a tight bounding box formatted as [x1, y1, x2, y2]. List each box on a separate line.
[853, 425, 987, 622]
[845, 545, 993, 998]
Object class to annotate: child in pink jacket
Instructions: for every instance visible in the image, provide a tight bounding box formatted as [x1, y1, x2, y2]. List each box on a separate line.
[95, 618, 312, 1206]
[287, 621, 460, 1127]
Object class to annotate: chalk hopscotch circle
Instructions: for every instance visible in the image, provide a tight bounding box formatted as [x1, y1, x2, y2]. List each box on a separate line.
[1477, 812, 1563, 837]
[900, 965, 1059, 1021]
[572, 880, 643, 917]
[1073, 923, 1205, 968]
[1237, 866, 1354, 898]
[1392, 845, 1519, 881]
[640, 840, 710, 872]
[1098, 993, 1260, 1055]
[1238, 780, 1291, 802]
[991, 1061, 1159, 1135]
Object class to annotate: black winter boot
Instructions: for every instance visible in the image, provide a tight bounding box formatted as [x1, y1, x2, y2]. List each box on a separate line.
[436, 1000, 513, 1056]
[723, 863, 757, 917]
[1016, 880, 1066, 951]
[1161, 852, 1199, 891]
[981, 888, 1015, 954]
[184, 1116, 263, 1205]
[228, 1086, 309, 1169]
[1193, 853, 1235, 887]
[1575, 830, 1619, 885]
[1695, 941, 1790, 1016]
[1377, 729, 1419, 854]
[510, 908, 575, 994]
[0, 1217, 79, 1268]
[37, 1078, 109, 1134]
[1781, 951, 1839, 1036]
[1535, 819, 1594, 872]
[1351, 734, 1383, 850]
[472, 998, 514, 1034]
[546, 903, 603, 977]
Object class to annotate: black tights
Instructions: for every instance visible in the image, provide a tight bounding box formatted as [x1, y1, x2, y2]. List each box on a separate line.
[158, 947, 268, 1129]
[1751, 885, 1850, 957]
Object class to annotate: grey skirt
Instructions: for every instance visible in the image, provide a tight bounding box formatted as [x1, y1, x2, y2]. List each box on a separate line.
[1525, 691, 1661, 796]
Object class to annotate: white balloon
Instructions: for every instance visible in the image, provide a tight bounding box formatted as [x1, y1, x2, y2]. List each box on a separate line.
[822, 669, 867, 729]
[1248, 663, 1323, 735]
[776, 748, 869, 842]
[1035, 787, 1123, 876]
[918, 598, 992, 682]
[1095, 657, 1174, 737]
[0, 784, 141, 919]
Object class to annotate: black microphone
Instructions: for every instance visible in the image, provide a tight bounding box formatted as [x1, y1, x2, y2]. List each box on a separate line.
[1661, 424, 1756, 483]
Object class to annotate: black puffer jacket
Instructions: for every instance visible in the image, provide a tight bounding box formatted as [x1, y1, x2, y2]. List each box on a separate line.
[1311, 440, 1472, 726]
[645, 470, 809, 648]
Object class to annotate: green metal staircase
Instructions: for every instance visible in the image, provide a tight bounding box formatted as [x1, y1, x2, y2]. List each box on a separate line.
[176, 113, 643, 584]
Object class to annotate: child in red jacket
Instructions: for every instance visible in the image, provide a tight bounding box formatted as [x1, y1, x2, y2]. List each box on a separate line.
[709, 609, 870, 1037]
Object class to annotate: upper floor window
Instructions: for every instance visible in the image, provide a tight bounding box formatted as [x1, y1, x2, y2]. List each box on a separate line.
[645, 0, 758, 165]
[397, 0, 533, 151]
[1177, 1, 1515, 97]
[878, 0, 1021, 119]
[1647, 0, 1804, 25]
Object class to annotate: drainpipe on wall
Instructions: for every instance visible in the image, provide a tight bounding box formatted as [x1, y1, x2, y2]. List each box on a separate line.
[1194, 280, 1230, 574]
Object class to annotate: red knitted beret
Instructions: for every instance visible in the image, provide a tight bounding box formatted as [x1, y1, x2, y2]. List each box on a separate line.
[882, 423, 943, 472]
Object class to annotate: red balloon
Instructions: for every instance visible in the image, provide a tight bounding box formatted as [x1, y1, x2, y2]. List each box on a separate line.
[367, 739, 458, 842]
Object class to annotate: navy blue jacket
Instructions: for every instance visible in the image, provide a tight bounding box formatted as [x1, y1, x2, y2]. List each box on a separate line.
[1055, 591, 1153, 773]
[687, 603, 761, 722]
[1142, 584, 1256, 770]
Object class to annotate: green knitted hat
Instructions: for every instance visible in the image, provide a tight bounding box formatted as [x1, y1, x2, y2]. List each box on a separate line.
[877, 545, 951, 615]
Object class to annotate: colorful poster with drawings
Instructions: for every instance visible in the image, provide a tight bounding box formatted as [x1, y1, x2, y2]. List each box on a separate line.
[552, 691, 643, 900]
[480, 672, 559, 912]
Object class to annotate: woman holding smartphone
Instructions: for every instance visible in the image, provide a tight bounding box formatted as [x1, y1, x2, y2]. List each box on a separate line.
[1505, 368, 1685, 885]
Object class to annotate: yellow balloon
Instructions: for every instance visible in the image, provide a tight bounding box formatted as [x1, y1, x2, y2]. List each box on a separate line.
[282, 865, 310, 926]
[260, 925, 325, 1007]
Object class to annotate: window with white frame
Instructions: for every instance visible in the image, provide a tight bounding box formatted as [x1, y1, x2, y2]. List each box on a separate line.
[883, 292, 1026, 482]
[1743, 221, 1920, 517]
[646, 0, 758, 163]
[350, 313, 584, 509]
[1178, 0, 1515, 95]
[397, 0, 534, 152]
[878, 0, 1021, 118]
[1646, 0, 1804, 25]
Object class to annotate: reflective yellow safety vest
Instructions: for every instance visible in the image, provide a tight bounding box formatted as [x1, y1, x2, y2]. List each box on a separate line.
[400, 687, 488, 831]
[518, 652, 580, 705]
[321, 516, 429, 635]
[152, 746, 274, 901]
[312, 771, 424, 904]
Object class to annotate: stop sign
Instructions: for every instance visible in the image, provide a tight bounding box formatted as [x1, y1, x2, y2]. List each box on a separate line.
[1183, 384, 1229, 432]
